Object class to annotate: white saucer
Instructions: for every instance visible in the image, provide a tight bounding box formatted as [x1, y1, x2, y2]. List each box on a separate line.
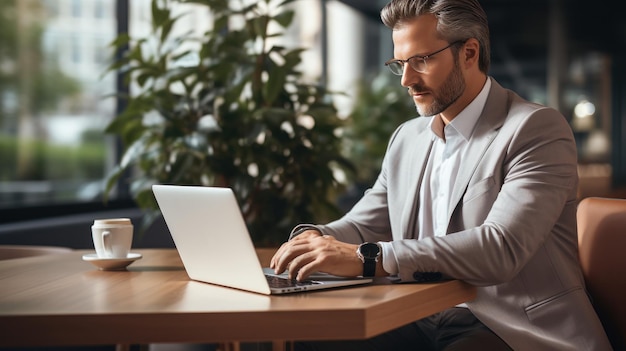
[82, 252, 142, 271]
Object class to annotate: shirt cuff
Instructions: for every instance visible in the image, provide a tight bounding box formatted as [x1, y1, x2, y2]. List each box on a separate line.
[289, 224, 322, 240]
[379, 241, 399, 275]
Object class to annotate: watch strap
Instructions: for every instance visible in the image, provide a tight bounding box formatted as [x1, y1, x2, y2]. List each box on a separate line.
[363, 258, 376, 277]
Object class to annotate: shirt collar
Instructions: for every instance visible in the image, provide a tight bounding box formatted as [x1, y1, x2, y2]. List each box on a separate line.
[429, 78, 491, 142]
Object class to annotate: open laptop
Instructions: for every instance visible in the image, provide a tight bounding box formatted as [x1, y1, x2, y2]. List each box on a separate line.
[152, 184, 373, 295]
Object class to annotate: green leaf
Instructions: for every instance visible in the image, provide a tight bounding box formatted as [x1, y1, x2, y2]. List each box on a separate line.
[263, 65, 287, 105]
[277, 0, 298, 7]
[109, 33, 131, 48]
[273, 10, 294, 28]
[151, 0, 170, 28]
[250, 16, 269, 38]
[160, 17, 175, 43]
[282, 48, 305, 70]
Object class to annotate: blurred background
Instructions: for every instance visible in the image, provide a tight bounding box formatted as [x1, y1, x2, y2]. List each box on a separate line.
[1, 0, 625, 248]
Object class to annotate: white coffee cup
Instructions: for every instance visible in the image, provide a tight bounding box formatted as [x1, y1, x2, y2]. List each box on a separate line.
[91, 218, 134, 259]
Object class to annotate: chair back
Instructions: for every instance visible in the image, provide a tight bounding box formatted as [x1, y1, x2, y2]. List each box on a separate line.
[577, 197, 626, 350]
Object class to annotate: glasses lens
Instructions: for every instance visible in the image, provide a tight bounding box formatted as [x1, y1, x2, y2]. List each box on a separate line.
[386, 62, 404, 75]
[408, 57, 426, 73]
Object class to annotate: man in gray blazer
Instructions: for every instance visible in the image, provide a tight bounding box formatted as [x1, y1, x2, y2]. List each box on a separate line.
[271, 0, 612, 349]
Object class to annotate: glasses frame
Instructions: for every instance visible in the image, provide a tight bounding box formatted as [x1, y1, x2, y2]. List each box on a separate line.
[384, 40, 466, 75]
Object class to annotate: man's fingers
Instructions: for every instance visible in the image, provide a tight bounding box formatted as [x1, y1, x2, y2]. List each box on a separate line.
[270, 233, 328, 278]
[288, 251, 319, 281]
[272, 239, 310, 274]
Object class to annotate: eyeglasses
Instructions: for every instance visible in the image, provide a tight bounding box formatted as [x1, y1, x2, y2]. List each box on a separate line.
[384, 41, 465, 75]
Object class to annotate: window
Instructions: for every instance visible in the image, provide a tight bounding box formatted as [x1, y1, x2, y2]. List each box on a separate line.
[0, 0, 118, 219]
[95, 0, 106, 19]
[71, 0, 81, 17]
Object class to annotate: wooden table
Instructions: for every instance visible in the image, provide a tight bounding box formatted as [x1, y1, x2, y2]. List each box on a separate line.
[0, 249, 476, 349]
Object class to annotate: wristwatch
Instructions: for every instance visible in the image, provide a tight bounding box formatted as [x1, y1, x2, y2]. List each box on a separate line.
[356, 242, 381, 277]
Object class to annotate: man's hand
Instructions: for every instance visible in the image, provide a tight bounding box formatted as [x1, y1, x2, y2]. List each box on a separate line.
[269, 231, 362, 281]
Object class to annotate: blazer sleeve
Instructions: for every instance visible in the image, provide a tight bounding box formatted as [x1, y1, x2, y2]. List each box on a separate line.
[309, 122, 414, 245]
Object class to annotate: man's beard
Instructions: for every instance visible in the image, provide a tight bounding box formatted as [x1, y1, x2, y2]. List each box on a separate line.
[411, 58, 465, 117]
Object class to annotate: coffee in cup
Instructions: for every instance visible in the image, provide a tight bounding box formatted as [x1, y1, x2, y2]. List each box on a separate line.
[91, 218, 134, 258]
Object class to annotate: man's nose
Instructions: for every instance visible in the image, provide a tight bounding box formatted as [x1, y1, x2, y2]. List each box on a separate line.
[400, 65, 420, 88]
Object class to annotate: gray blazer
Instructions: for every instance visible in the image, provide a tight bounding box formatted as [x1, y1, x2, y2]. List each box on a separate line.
[314, 78, 612, 350]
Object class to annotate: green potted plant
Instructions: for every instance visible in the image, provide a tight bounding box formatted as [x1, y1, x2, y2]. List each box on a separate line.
[338, 71, 416, 211]
[104, 0, 353, 246]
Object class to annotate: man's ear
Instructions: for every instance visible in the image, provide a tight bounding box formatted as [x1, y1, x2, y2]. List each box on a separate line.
[461, 38, 480, 68]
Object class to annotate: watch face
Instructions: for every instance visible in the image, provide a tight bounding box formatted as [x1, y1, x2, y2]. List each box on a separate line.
[360, 243, 380, 259]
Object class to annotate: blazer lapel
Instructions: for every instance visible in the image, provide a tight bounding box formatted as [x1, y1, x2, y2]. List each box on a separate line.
[447, 79, 508, 222]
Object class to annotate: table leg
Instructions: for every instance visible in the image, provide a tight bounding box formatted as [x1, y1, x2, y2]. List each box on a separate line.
[273, 340, 294, 351]
[217, 342, 240, 351]
[217, 341, 287, 351]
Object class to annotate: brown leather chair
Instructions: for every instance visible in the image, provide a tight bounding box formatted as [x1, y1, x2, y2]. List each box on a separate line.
[0, 245, 72, 260]
[577, 197, 626, 350]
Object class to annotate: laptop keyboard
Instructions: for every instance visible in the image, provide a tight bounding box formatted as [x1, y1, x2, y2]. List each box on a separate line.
[265, 274, 320, 288]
